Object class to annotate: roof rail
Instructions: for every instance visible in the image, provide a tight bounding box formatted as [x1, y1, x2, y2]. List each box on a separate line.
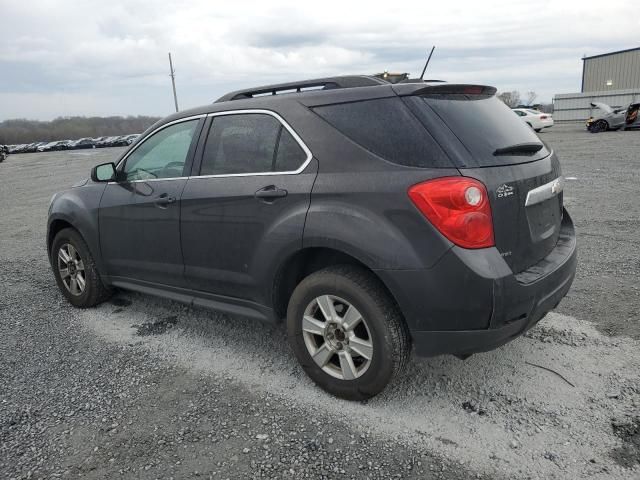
[215, 75, 388, 102]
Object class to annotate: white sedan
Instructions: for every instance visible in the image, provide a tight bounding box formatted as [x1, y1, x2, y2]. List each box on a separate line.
[512, 108, 554, 132]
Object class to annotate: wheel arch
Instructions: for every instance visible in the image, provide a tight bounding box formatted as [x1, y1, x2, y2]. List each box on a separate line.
[271, 246, 404, 324]
[47, 217, 76, 255]
[47, 213, 106, 277]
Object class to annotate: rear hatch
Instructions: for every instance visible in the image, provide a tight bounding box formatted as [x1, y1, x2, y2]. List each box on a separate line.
[402, 88, 563, 274]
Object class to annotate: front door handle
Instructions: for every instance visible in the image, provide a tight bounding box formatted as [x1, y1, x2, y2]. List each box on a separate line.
[255, 185, 288, 201]
[154, 193, 176, 208]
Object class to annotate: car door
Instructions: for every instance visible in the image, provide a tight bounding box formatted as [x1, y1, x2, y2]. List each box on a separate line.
[99, 117, 204, 287]
[180, 111, 317, 306]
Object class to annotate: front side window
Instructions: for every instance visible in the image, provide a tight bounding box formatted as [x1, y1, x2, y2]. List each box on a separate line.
[200, 113, 307, 175]
[123, 120, 198, 181]
[514, 110, 527, 117]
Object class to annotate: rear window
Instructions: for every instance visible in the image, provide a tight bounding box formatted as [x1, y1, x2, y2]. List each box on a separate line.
[404, 95, 548, 167]
[313, 97, 453, 168]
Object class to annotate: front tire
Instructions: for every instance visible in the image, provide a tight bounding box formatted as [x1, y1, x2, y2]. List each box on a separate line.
[590, 119, 608, 133]
[287, 265, 410, 400]
[51, 228, 111, 307]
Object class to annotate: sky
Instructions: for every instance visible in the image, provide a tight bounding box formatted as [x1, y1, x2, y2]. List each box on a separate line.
[0, 0, 637, 120]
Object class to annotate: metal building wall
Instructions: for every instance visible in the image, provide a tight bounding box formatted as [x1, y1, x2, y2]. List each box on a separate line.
[553, 89, 640, 122]
[582, 48, 640, 92]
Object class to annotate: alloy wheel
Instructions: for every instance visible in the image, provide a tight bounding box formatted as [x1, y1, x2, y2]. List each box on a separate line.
[302, 295, 373, 380]
[57, 243, 86, 296]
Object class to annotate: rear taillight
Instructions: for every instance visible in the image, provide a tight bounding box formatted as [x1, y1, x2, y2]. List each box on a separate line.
[540, 115, 548, 120]
[408, 177, 494, 249]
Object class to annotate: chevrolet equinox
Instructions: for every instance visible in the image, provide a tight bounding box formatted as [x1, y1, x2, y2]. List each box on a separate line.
[47, 76, 577, 400]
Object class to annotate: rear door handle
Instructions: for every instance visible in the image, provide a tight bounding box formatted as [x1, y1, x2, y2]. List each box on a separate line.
[255, 185, 288, 201]
[154, 193, 176, 207]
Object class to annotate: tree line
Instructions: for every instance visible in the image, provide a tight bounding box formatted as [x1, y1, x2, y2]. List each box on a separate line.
[0, 116, 161, 145]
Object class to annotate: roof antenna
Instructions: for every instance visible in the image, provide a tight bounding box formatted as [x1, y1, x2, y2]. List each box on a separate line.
[419, 46, 436, 81]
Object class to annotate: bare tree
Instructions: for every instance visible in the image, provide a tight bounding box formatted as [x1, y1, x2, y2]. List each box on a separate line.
[497, 91, 521, 108]
[525, 91, 538, 106]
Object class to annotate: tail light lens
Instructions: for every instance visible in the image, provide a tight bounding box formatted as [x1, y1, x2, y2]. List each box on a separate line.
[540, 115, 548, 119]
[408, 177, 494, 249]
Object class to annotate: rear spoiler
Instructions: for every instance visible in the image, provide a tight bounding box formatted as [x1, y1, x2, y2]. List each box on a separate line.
[392, 83, 497, 97]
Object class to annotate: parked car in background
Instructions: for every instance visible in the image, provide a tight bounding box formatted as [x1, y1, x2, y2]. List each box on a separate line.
[95, 136, 119, 148]
[4, 135, 142, 154]
[22, 142, 43, 153]
[47, 76, 576, 400]
[586, 102, 627, 132]
[122, 134, 140, 145]
[624, 103, 640, 130]
[37, 140, 70, 152]
[106, 134, 141, 147]
[512, 108, 554, 132]
[8, 144, 25, 154]
[37, 141, 58, 152]
[111, 135, 131, 147]
[70, 138, 96, 149]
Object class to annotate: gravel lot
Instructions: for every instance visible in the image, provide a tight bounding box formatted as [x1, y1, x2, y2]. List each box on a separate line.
[1, 126, 639, 479]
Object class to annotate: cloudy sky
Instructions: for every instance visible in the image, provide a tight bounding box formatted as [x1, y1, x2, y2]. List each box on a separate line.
[0, 0, 636, 120]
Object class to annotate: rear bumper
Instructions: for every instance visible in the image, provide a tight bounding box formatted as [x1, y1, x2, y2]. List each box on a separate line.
[376, 210, 577, 357]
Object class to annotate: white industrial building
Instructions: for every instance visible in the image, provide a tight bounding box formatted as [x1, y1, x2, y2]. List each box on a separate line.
[553, 47, 640, 122]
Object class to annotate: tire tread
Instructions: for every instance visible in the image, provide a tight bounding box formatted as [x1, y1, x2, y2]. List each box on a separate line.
[287, 264, 411, 400]
[51, 228, 111, 308]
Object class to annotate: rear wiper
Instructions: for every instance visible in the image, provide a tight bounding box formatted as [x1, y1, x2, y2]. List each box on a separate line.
[493, 143, 543, 156]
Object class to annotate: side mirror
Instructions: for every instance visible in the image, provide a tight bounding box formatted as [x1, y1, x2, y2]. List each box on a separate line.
[91, 162, 117, 182]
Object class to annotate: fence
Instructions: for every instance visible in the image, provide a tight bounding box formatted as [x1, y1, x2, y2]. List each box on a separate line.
[553, 89, 640, 122]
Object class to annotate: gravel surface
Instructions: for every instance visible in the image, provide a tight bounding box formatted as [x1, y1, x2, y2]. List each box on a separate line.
[1, 127, 639, 479]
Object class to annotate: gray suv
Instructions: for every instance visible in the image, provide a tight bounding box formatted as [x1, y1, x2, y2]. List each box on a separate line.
[47, 76, 577, 400]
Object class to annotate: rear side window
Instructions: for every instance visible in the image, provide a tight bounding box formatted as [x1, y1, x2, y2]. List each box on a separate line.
[275, 129, 306, 171]
[313, 97, 452, 168]
[200, 113, 308, 175]
[405, 95, 548, 167]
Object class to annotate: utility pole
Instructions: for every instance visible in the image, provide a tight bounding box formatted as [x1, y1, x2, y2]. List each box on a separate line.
[168, 52, 179, 112]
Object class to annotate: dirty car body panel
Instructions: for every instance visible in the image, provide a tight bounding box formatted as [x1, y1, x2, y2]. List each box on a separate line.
[48, 76, 577, 364]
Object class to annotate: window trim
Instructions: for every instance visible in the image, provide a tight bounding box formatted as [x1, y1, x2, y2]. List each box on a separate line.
[113, 109, 312, 183]
[193, 109, 313, 178]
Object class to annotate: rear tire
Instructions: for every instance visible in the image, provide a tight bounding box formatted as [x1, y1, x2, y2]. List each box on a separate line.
[51, 228, 111, 308]
[287, 265, 410, 401]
